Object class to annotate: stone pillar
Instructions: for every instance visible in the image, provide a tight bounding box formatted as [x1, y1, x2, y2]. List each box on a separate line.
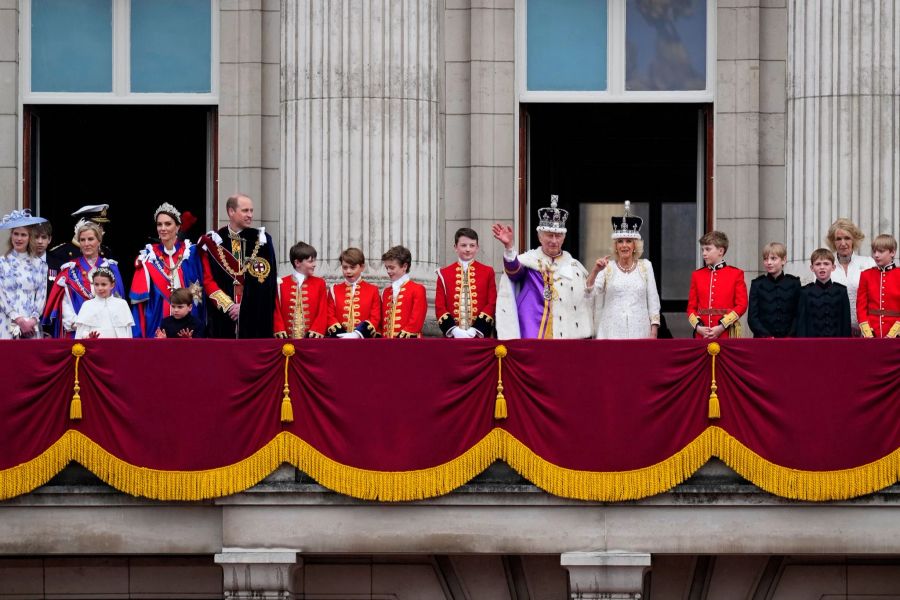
[786, 0, 900, 264]
[281, 0, 441, 280]
[561, 551, 651, 600]
[214, 549, 302, 599]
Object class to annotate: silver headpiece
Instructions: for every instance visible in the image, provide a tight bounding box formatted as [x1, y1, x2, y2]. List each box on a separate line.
[536, 195, 568, 234]
[611, 201, 643, 240]
[154, 202, 182, 225]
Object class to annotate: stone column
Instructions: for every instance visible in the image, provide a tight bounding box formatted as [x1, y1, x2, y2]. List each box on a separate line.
[786, 0, 900, 264]
[214, 549, 302, 599]
[560, 551, 651, 600]
[281, 0, 441, 280]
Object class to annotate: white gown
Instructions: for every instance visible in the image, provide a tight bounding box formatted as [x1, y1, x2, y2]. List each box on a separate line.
[74, 296, 134, 339]
[593, 259, 661, 339]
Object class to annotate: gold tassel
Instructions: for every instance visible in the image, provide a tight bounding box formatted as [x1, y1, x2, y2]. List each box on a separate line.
[494, 345, 508, 420]
[281, 344, 296, 423]
[707, 342, 720, 419]
[70, 343, 86, 421]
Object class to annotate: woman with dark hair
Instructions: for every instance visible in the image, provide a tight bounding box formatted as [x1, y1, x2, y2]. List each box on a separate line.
[130, 202, 206, 337]
[0, 210, 48, 339]
[43, 220, 125, 338]
[826, 218, 876, 334]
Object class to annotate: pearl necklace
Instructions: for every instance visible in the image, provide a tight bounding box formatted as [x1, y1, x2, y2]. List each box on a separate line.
[616, 260, 637, 274]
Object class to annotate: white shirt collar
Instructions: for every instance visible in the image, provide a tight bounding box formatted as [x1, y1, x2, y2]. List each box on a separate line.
[163, 244, 178, 257]
[459, 259, 471, 270]
[293, 272, 307, 287]
[391, 274, 410, 296]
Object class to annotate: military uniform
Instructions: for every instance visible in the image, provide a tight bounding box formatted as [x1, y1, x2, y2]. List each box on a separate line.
[326, 279, 381, 338]
[857, 264, 900, 338]
[273, 273, 328, 338]
[687, 262, 748, 338]
[435, 260, 497, 337]
[748, 272, 801, 337]
[381, 277, 427, 338]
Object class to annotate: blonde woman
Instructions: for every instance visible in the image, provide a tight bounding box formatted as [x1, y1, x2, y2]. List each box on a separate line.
[0, 210, 48, 338]
[826, 218, 875, 334]
[587, 202, 661, 339]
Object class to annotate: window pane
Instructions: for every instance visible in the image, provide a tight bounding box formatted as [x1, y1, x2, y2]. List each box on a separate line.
[625, 0, 706, 91]
[31, 0, 113, 92]
[527, 0, 607, 91]
[660, 203, 697, 300]
[131, 0, 211, 93]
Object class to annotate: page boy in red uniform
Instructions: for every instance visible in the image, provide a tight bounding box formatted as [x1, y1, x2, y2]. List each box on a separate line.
[687, 231, 748, 339]
[435, 227, 497, 338]
[381, 245, 426, 338]
[274, 241, 327, 338]
[326, 247, 382, 338]
[857, 234, 900, 338]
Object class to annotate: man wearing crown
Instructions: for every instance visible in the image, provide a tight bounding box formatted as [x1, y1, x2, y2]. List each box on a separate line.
[199, 193, 277, 338]
[492, 196, 594, 339]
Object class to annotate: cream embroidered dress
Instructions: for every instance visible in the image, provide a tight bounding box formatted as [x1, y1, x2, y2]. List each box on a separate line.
[0, 250, 47, 339]
[593, 259, 661, 339]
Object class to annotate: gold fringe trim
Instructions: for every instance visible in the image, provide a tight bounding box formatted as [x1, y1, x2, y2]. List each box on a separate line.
[499, 428, 715, 501]
[711, 426, 900, 501]
[4, 428, 900, 502]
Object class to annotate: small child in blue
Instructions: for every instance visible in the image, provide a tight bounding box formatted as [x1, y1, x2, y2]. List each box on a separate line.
[155, 288, 205, 338]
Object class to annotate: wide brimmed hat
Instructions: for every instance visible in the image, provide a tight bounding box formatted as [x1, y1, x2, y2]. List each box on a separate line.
[0, 209, 47, 230]
[611, 201, 642, 240]
[536, 195, 568, 234]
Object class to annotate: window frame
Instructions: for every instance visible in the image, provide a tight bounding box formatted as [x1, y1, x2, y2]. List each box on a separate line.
[517, 0, 715, 103]
[21, 0, 219, 105]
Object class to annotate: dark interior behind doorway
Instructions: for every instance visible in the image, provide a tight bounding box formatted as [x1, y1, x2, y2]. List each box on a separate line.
[27, 105, 212, 276]
[525, 103, 704, 311]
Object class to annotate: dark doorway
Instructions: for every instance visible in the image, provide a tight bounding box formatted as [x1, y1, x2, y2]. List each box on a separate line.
[26, 105, 214, 285]
[523, 103, 706, 317]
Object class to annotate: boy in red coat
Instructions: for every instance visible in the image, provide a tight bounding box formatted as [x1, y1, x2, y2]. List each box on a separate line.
[687, 231, 748, 339]
[381, 245, 426, 338]
[436, 228, 497, 338]
[326, 247, 382, 338]
[858, 234, 900, 338]
[274, 241, 327, 338]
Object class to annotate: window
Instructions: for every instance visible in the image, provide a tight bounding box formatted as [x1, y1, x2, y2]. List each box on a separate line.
[519, 0, 714, 102]
[24, 0, 217, 102]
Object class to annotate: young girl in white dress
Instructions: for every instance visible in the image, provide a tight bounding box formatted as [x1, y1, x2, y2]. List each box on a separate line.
[587, 202, 662, 339]
[74, 267, 134, 339]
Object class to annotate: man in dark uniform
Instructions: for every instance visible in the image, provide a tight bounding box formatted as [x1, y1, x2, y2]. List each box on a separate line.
[48, 204, 117, 264]
[199, 194, 278, 338]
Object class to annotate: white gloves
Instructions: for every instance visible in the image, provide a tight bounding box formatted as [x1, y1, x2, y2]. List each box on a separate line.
[451, 327, 478, 338]
[337, 331, 363, 339]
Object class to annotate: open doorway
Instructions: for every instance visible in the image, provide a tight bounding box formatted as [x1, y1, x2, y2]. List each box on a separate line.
[522, 103, 709, 336]
[25, 105, 215, 284]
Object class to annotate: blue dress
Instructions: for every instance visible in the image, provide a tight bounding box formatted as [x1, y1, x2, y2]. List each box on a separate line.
[129, 241, 206, 338]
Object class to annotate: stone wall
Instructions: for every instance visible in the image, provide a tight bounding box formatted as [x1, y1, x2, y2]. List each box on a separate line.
[0, 1, 18, 220]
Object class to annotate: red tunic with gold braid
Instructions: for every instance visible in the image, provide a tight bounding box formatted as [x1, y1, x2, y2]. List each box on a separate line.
[273, 274, 328, 338]
[687, 262, 748, 339]
[326, 278, 382, 338]
[381, 279, 427, 338]
[857, 264, 900, 338]
[435, 260, 497, 337]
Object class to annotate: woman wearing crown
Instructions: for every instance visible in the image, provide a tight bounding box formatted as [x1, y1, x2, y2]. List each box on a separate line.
[586, 202, 661, 339]
[129, 203, 206, 337]
[42, 220, 125, 338]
